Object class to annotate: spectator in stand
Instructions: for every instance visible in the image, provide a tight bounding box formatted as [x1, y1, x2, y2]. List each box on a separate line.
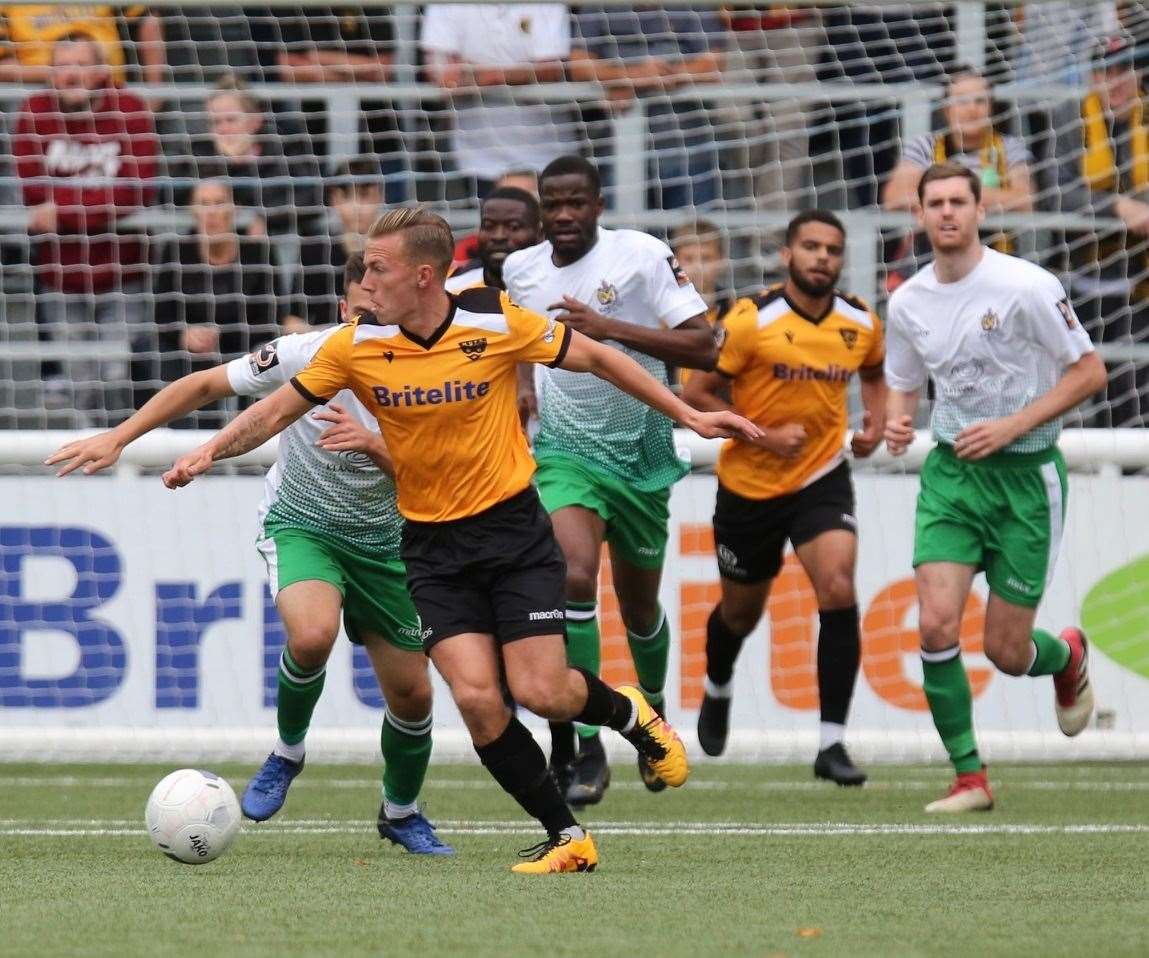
[669, 219, 733, 324]
[1056, 35, 1149, 427]
[452, 167, 540, 267]
[274, 6, 405, 193]
[0, 5, 164, 85]
[148, 176, 279, 425]
[882, 65, 1034, 286]
[421, 3, 575, 199]
[12, 33, 157, 424]
[284, 155, 386, 330]
[188, 75, 323, 238]
[667, 219, 733, 388]
[818, 6, 955, 207]
[570, 5, 727, 210]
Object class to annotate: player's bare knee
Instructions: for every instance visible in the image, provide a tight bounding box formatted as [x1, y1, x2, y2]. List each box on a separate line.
[450, 680, 504, 727]
[386, 679, 433, 721]
[286, 627, 336, 670]
[564, 564, 598, 603]
[815, 571, 856, 611]
[619, 599, 660, 637]
[918, 610, 961, 652]
[507, 671, 569, 718]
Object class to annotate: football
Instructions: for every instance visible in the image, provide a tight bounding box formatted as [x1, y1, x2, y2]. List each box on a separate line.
[145, 769, 241, 864]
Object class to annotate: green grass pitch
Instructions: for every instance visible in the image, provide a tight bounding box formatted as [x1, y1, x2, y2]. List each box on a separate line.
[3, 761, 1147, 957]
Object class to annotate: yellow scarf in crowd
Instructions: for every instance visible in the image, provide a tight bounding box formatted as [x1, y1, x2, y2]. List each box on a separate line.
[1081, 91, 1149, 193]
[932, 133, 1009, 187]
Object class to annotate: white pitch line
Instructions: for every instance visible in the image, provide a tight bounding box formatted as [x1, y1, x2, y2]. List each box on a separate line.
[2, 776, 1149, 792]
[3, 821, 1149, 838]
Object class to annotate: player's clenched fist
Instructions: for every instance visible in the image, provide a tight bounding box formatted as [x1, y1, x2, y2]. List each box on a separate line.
[162, 447, 215, 488]
[884, 414, 915, 457]
[760, 422, 807, 459]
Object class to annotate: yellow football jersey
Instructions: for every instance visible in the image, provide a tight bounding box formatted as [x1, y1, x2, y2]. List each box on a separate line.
[293, 287, 571, 522]
[715, 286, 884, 500]
[0, 6, 146, 83]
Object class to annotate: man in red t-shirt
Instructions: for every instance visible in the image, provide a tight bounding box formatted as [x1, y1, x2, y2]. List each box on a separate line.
[13, 33, 157, 424]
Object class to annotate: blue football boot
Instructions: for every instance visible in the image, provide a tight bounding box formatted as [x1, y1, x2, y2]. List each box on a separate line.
[241, 753, 304, 821]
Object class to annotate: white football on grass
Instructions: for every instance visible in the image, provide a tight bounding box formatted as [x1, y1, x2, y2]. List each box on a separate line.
[145, 769, 240, 864]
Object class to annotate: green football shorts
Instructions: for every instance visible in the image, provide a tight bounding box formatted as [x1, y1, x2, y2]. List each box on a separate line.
[535, 454, 671, 570]
[913, 443, 1068, 608]
[256, 526, 423, 652]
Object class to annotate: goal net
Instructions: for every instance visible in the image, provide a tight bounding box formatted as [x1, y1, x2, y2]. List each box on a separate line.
[1, 0, 1147, 763]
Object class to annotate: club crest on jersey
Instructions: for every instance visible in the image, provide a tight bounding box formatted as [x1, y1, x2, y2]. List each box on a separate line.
[543, 317, 557, 343]
[384, 350, 395, 363]
[596, 280, 618, 309]
[838, 328, 858, 349]
[1057, 297, 1078, 330]
[247, 341, 279, 376]
[459, 338, 487, 361]
[980, 308, 1001, 333]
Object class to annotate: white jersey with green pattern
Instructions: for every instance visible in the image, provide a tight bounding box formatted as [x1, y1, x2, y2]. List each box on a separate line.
[225, 327, 402, 559]
[886, 248, 1095, 453]
[503, 227, 707, 491]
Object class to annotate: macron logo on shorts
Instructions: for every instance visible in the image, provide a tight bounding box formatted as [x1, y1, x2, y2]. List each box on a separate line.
[528, 609, 564, 622]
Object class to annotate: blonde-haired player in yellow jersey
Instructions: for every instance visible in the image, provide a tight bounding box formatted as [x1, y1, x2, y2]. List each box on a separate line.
[683, 210, 887, 785]
[162, 206, 761, 874]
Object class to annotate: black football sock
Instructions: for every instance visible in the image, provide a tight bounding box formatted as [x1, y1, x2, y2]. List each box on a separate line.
[548, 721, 576, 768]
[817, 606, 862, 733]
[476, 716, 577, 837]
[571, 667, 637, 732]
[705, 605, 749, 689]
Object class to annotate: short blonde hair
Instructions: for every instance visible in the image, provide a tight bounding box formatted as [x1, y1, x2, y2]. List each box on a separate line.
[367, 206, 455, 279]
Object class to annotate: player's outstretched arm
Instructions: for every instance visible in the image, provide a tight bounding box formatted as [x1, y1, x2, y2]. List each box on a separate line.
[559, 330, 762, 441]
[953, 352, 1107, 460]
[162, 383, 313, 489]
[884, 388, 920, 457]
[45, 367, 236, 477]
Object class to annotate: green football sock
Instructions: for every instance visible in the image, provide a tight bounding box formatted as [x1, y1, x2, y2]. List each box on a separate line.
[565, 601, 602, 740]
[921, 646, 981, 775]
[381, 710, 433, 811]
[1027, 628, 1071, 677]
[276, 648, 326, 748]
[627, 607, 670, 712]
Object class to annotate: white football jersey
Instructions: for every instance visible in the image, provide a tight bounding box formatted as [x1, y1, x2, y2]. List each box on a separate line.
[502, 227, 707, 488]
[226, 327, 402, 556]
[886, 247, 1094, 452]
